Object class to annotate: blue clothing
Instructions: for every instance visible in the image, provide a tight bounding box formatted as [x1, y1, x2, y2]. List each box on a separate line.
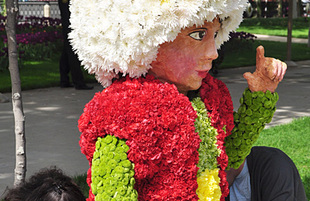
[229, 160, 251, 201]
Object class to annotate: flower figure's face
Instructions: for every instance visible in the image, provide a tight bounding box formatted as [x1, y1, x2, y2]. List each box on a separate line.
[150, 18, 220, 94]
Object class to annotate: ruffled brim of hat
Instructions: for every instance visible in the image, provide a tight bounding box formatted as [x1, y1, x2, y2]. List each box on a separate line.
[69, 0, 247, 87]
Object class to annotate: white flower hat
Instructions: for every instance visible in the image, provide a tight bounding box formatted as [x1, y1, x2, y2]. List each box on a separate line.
[69, 0, 248, 87]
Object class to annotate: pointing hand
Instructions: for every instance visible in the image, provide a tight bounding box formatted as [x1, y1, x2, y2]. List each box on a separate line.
[243, 46, 287, 93]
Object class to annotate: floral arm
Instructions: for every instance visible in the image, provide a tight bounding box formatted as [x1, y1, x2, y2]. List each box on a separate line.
[225, 88, 278, 169]
[225, 46, 286, 170]
[91, 135, 138, 200]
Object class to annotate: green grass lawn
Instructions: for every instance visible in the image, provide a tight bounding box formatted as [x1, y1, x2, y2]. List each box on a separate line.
[238, 17, 310, 38]
[0, 57, 96, 93]
[219, 40, 310, 69]
[73, 117, 310, 199]
[255, 116, 310, 200]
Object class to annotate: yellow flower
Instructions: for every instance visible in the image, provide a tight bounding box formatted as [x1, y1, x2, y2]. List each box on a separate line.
[197, 168, 222, 201]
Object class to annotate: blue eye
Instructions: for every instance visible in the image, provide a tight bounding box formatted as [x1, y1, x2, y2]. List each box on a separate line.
[189, 30, 206, 41]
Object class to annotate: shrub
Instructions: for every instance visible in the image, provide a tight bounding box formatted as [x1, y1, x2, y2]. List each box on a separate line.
[212, 31, 257, 72]
[0, 15, 63, 71]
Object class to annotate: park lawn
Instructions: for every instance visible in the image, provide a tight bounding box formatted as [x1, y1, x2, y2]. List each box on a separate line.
[237, 17, 310, 38]
[219, 40, 310, 69]
[0, 57, 96, 93]
[73, 116, 310, 199]
[255, 116, 310, 199]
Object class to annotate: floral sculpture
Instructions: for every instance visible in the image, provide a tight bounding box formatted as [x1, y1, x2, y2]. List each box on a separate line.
[69, 0, 287, 200]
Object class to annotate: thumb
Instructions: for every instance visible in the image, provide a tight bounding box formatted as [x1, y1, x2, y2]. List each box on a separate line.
[243, 72, 254, 82]
[243, 72, 257, 92]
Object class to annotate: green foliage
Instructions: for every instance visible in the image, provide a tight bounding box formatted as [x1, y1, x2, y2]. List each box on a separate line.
[226, 88, 278, 169]
[1, 0, 6, 16]
[72, 173, 89, 197]
[18, 41, 63, 60]
[255, 116, 310, 200]
[238, 17, 310, 38]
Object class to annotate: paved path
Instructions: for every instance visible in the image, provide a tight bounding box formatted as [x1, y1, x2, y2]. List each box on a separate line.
[255, 34, 309, 44]
[0, 58, 309, 197]
[214, 60, 310, 128]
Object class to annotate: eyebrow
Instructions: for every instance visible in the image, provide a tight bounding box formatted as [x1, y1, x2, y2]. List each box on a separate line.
[190, 27, 208, 32]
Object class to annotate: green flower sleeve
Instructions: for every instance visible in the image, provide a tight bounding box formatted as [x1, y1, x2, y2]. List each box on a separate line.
[225, 88, 278, 169]
[91, 135, 138, 201]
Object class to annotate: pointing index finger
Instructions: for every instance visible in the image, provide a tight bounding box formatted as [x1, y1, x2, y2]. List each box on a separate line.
[256, 45, 265, 71]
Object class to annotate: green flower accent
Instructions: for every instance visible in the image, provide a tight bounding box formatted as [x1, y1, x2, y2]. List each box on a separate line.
[226, 88, 278, 169]
[191, 97, 220, 175]
[91, 135, 138, 201]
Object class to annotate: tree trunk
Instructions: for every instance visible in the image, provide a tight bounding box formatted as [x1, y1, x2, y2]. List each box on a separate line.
[256, 0, 262, 17]
[5, 0, 27, 187]
[287, 0, 293, 61]
[308, 26, 310, 48]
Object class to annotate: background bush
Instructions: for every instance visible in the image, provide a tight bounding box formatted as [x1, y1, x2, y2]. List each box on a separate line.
[0, 15, 63, 71]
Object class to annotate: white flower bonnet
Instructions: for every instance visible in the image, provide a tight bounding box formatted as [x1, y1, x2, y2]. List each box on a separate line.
[69, 0, 248, 87]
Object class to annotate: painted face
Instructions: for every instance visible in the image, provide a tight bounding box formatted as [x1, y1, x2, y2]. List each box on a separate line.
[150, 18, 220, 94]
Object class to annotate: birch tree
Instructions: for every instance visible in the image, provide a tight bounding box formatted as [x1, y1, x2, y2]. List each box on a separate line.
[255, 0, 262, 17]
[5, 0, 26, 186]
[307, 3, 310, 47]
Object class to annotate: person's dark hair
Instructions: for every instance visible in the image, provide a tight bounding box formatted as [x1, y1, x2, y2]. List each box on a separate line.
[4, 167, 86, 201]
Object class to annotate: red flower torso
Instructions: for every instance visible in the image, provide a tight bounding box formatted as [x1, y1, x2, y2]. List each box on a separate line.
[79, 74, 234, 201]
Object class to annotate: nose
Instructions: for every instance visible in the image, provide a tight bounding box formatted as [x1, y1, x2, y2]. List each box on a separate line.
[203, 38, 218, 61]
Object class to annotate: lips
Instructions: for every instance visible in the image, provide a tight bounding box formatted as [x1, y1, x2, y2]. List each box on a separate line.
[196, 63, 212, 78]
[197, 71, 208, 78]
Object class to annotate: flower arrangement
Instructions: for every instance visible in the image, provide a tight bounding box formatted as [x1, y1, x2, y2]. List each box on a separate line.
[79, 75, 201, 200]
[78, 73, 243, 201]
[199, 74, 234, 200]
[192, 97, 220, 174]
[0, 15, 62, 65]
[192, 97, 222, 200]
[1, 31, 62, 45]
[229, 31, 257, 41]
[69, 0, 248, 87]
